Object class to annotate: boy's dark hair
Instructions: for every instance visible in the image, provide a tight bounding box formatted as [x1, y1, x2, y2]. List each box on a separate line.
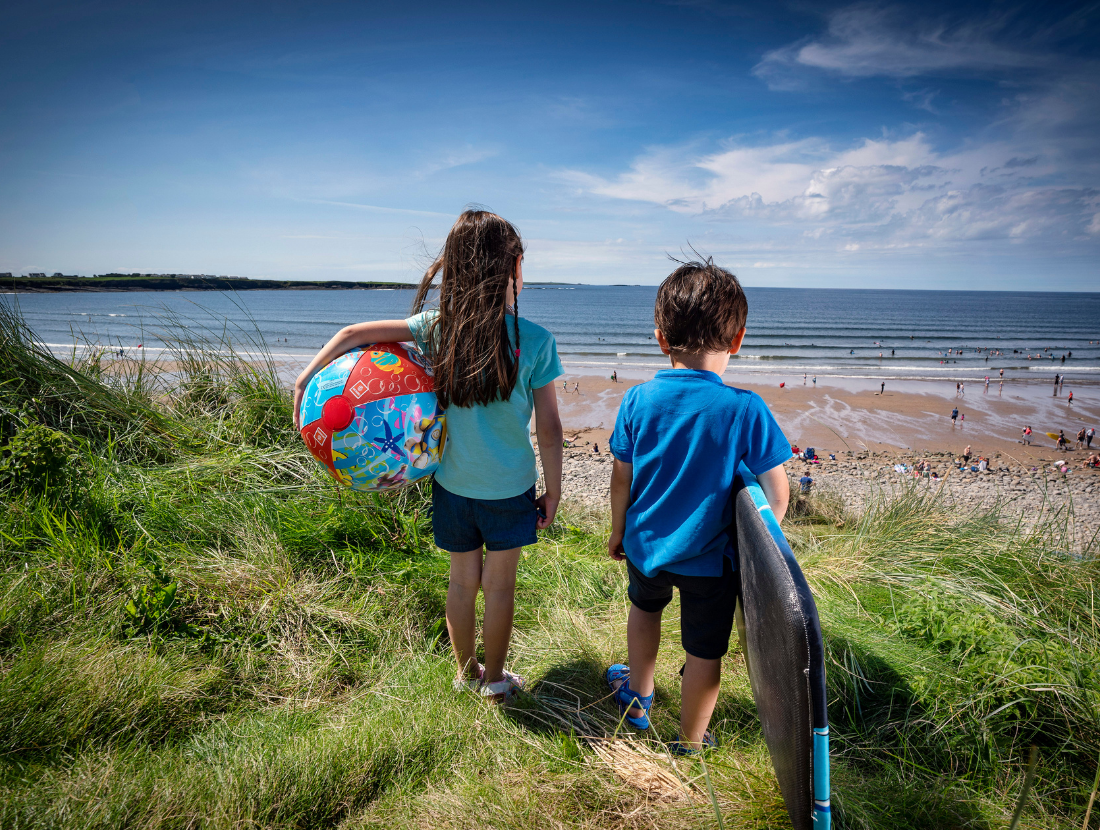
[654, 258, 747, 354]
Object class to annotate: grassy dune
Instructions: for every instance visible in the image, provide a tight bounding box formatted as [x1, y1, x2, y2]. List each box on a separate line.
[1, 300, 1097, 829]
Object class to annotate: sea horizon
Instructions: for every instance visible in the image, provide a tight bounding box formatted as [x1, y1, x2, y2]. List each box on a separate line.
[8, 286, 1100, 385]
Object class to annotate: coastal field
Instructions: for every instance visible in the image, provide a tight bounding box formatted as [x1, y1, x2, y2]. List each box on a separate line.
[1, 303, 1099, 829]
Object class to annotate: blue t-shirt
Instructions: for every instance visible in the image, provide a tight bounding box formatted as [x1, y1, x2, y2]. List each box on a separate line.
[609, 369, 791, 577]
[406, 310, 563, 499]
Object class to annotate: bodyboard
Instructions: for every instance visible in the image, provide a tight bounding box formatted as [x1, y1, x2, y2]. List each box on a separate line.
[734, 465, 830, 829]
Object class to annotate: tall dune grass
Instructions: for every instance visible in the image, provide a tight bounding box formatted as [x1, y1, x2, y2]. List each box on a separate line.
[0, 297, 1096, 829]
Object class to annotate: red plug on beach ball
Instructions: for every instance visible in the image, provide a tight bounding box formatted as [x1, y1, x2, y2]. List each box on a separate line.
[321, 395, 355, 431]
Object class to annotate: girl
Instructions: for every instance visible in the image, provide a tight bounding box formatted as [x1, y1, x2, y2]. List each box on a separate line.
[294, 210, 564, 701]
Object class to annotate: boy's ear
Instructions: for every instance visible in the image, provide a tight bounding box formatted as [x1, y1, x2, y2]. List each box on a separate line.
[654, 329, 672, 355]
[729, 327, 747, 355]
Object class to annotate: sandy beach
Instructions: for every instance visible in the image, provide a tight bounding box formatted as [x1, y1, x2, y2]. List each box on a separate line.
[556, 367, 1099, 463]
[552, 364, 1100, 550]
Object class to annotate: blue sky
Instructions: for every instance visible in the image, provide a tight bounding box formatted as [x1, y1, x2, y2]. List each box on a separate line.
[1, 1, 1098, 289]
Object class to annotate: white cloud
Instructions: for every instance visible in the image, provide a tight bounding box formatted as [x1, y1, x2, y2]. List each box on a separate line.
[562, 131, 1100, 254]
[753, 4, 1052, 87]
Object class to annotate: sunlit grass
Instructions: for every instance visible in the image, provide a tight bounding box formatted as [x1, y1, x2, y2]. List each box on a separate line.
[1, 297, 1096, 828]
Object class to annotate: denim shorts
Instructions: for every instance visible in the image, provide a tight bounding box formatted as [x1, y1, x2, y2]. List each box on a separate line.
[431, 480, 539, 552]
[626, 556, 740, 660]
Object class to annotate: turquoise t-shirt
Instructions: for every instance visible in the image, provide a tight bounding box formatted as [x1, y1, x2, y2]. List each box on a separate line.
[405, 310, 563, 499]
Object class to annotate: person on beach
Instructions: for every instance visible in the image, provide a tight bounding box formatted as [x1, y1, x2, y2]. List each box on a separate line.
[572, 382, 580, 395]
[1068, 391, 1073, 405]
[605, 259, 790, 754]
[563, 379, 567, 392]
[800, 474, 814, 493]
[293, 209, 564, 702]
[1089, 426, 1095, 448]
[880, 381, 885, 394]
[1058, 430, 1068, 451]
[962, 445, 971, 465]
[1023, 425, 1032, 445]
[812, 375, 817, 387]
[1076, 428, 1087, 449]
[951, 407, 959, 426]
[611, 370, 618, 383]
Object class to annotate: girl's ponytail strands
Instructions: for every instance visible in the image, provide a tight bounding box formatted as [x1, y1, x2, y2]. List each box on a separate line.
[512, 267, 521, 360]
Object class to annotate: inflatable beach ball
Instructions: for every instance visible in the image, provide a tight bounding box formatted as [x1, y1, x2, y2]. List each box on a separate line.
[298, 343, 446, 491]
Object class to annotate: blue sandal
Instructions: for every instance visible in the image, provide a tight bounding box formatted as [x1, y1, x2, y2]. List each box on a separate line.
[606, 664, 654, 730]
[668, 730, 717, 756]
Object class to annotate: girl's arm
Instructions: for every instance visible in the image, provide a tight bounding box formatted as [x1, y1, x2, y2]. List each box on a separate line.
[532, 382, 563, 529]
[756, 463, 790, 523]
[293, 320, 413, 429]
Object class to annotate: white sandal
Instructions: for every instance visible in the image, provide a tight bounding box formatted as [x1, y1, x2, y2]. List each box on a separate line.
[478, 668, 525, 702]
[452, 662, 485, 693]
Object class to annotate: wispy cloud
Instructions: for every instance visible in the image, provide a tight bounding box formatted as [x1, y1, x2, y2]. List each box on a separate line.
[415, 145, 499, 178]
[302, 199, 452, 217]
[562, 130, 1100, 253]
[753, 3, 1054, 88]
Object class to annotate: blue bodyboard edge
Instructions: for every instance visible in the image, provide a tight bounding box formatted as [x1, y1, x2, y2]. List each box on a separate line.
[737, 463, 831, 829]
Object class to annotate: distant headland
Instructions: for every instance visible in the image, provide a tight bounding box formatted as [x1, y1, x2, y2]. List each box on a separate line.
[2, 273, 416, 293]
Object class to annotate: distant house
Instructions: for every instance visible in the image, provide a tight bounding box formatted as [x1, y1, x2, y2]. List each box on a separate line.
[0, 273, 12, 279]
[28, 273, 45, 278]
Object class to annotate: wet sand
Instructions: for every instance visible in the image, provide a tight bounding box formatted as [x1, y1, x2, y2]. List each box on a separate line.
[556, 368, 1099, 467]
[549, 366, 1100, 551]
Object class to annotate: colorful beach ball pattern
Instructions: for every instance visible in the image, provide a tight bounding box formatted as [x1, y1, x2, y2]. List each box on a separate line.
[298, 343, 446, 491]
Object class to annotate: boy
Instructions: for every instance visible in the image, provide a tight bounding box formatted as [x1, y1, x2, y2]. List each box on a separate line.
[606, 260, 790, 754]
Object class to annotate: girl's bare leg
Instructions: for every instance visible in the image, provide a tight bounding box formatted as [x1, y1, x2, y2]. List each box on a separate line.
[447, 549, 483, 679]
[480, 547, 522, 683]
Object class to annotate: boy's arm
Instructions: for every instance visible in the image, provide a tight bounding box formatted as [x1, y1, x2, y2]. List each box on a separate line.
[756, 463, 790, 523]
[608, 458, 633, 560]
[292, 320, 413, 429]
[533, 382, 563, 529]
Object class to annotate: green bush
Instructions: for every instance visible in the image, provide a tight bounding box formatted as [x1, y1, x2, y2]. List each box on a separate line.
[0, 422, 73, 493]
[891, 582, 1085, 727]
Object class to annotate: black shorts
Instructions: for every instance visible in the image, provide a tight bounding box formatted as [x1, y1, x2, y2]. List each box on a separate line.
[625, 556, 740, 660]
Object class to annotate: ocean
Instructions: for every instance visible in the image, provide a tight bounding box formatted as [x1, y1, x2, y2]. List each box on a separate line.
[7, 286, 1100, 383]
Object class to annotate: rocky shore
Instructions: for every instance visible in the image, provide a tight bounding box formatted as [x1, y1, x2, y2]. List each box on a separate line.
[551, 446, 1100, 552]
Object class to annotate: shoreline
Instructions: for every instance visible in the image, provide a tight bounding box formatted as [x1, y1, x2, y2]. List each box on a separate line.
[556, 363, 1098, 460]
[551, 361, 1100, 551]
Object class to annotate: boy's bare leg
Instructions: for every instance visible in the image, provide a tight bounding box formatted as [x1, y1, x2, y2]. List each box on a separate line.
[447, 549, 483, 680]
[624, 604, 662, 717]
[481, 547, 522, 683]
[680, 654, 722, 748]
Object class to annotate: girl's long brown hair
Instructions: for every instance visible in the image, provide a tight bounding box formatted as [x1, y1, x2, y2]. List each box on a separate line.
[410, 209, 524, 408]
